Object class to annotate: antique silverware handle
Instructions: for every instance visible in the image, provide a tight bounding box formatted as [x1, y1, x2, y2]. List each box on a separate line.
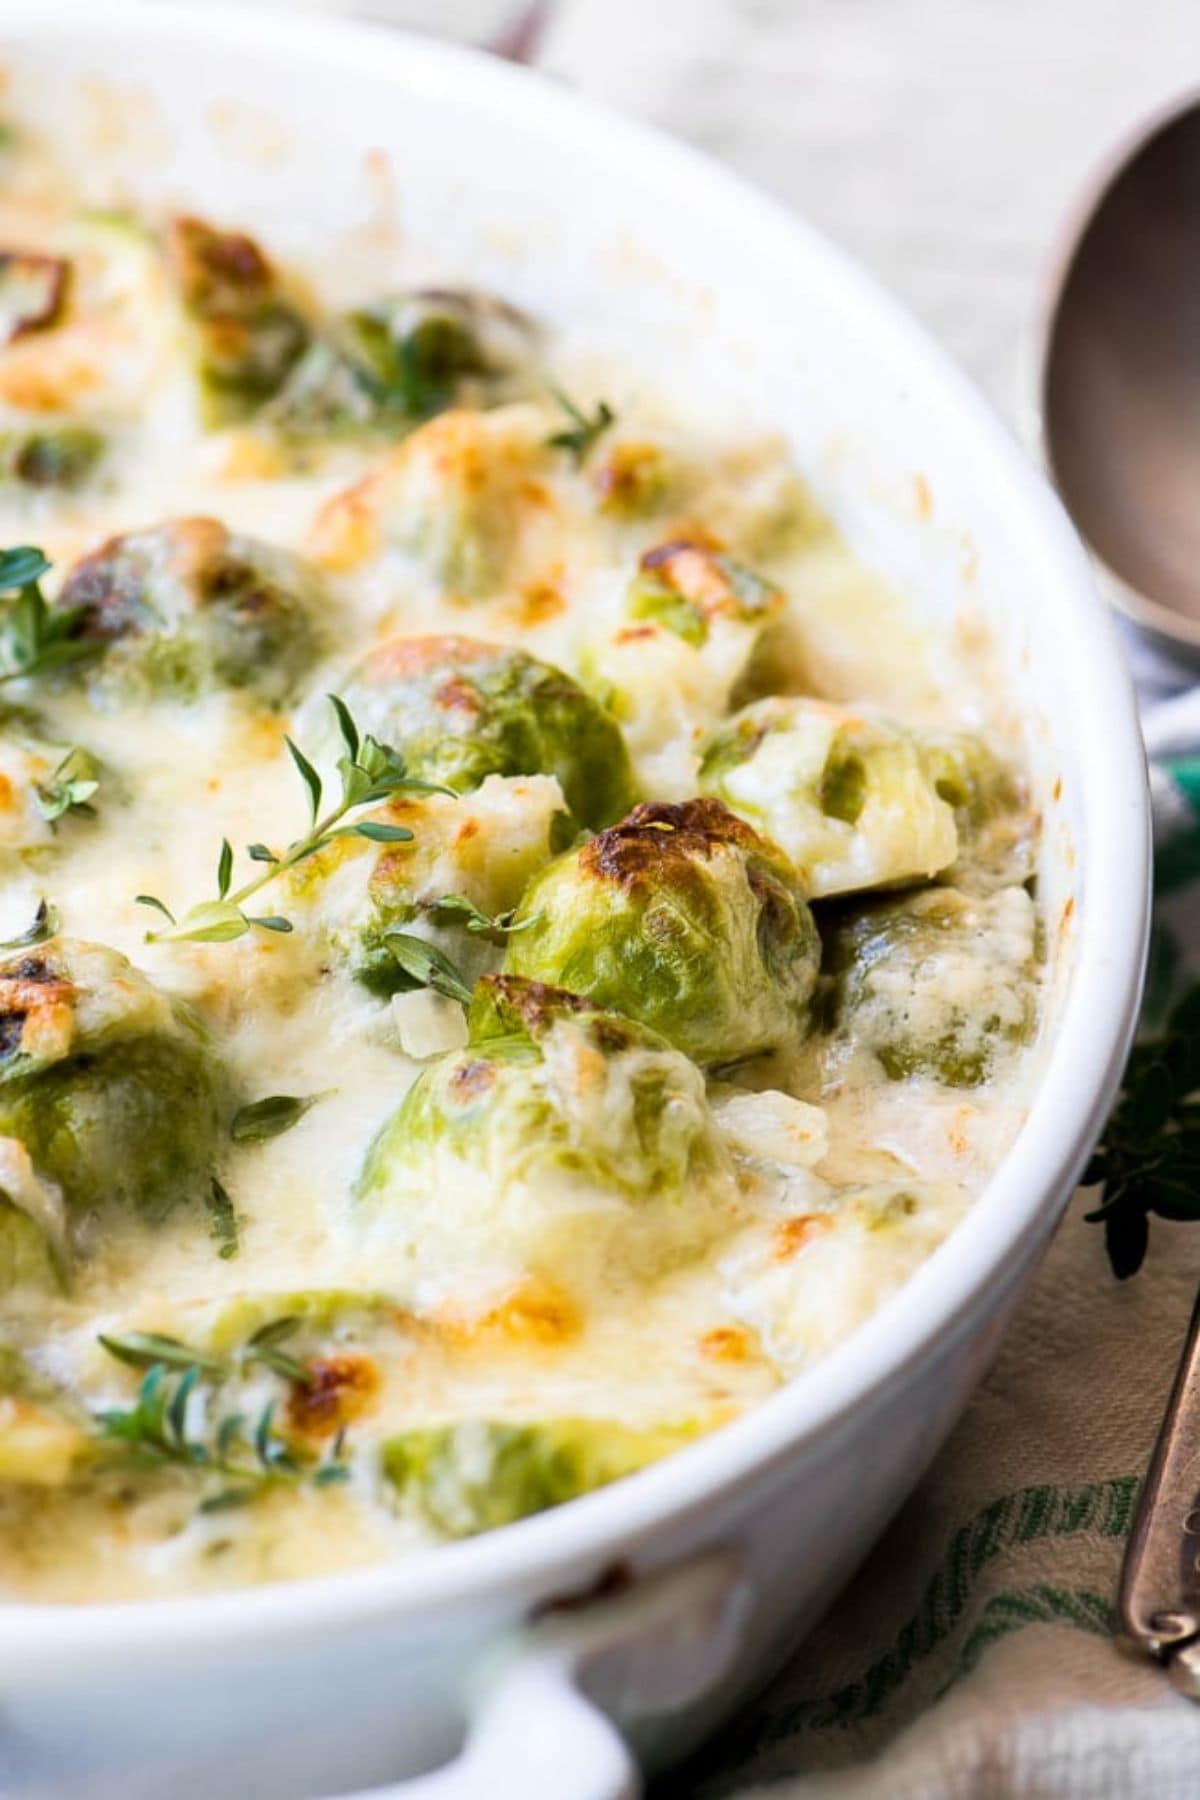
[1119, 1285, 1200, 1694]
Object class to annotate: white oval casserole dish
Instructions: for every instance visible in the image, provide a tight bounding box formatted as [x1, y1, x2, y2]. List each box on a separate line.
[0, 6, 1149, 1796]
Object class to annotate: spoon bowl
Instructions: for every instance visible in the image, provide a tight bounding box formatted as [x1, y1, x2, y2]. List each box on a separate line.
[1043, 90, 1200, 659]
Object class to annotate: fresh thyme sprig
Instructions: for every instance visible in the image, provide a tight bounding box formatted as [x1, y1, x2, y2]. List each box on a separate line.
[94, 1321, 349, 1507]
[379, 896, 541, 1011]
[0, 546, 99, 688]
[35, 746, 100, 825]
[423, 892, 538, 938]
[1084, 983, 1200, 1278]
[546, 388, 616, 465]
[136, 696, 449, 945]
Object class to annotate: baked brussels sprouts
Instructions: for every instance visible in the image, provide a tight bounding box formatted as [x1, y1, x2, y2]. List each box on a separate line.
[814, 883, 1039, 1087]
[308, 404, 550, 596]
[165, 216, 310, 425]
[503, 798, 819, 1065]
[334, 635, 636, 829]
[382, 1415, 699, 1539]
[0, 937, 229, 1220]
[627, 538, 784, 649]
[355, 974, 736, 1293]
[270, 288, 535, 440]
[700, 697, 962, 898]
[58, 517, 326, 705]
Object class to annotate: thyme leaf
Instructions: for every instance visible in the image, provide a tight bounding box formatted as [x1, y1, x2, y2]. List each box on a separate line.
[0, 897, 58, 949]
[98, 1331, 229, 1376]
[383, 930, 474, 1007]
[0, 545, 100, 688]
[546, 389, 615, 465]
[230, 1094, 319, 1144]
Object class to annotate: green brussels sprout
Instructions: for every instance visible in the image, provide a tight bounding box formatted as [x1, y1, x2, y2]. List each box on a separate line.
[0, 425, 104, 490]
[503, 798, 819, 1065]
[355, 974, 735, 1292]
[58, 516, 326, 705]
[335, 635, 636, 829]
[269, 288, 535, 440]
[699, 697, 964, 898]
[0, 1342, 87, 1484]
[626, 538, 784, 649]
[583, 541, 788, 794]
[308, 404, 549, 597]
[0, 937, 229, 1220]
[0, 250, 69, 344]
[0, 1136, 66, 1295]
[920, 731, 1034, 886]
[814, 883, 1039, 1087]
[382, 1415, 701, 1539]
[165, 215, 310, 425]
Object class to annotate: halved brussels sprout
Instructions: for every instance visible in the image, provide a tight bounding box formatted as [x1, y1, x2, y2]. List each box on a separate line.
[503, 798, 819, 1065]
[355, 974, 736, 1295]
[334, 636, 635, 829]
[814, 883, 1039, 1087]
[627, 538, 784, 649]
[308, 404, 551, 596]
[585, 542, 787, 797]
[269, 288, 535, 440]
[165, 216, 310, 425]
[0, 1343, 87, 1484]
[700, 697, 962, 898]
[382, 1415, 700, 1539]
[58, 517, 326, 705]
[0, 937, 229, 1220]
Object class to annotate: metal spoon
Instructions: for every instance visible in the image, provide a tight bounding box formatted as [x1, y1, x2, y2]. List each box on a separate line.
[1042, 91, 1200, 1688]
[1043, 89, 1200, 664]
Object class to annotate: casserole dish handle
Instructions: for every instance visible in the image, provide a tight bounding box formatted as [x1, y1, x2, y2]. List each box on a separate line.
[332, 1553, 748, 1800]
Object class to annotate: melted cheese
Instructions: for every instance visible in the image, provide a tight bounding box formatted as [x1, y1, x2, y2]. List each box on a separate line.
[0, 131, 1042, 1603]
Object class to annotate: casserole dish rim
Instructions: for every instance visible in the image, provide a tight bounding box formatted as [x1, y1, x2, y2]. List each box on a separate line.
[0, 0, 1150, 1662]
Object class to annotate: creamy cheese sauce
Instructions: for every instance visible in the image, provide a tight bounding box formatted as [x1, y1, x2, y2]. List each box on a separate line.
[0, 130, 1041, 1603]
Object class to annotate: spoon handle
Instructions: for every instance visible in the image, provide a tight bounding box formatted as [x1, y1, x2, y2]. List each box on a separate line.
[1119, 1284, 1200, 1693]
